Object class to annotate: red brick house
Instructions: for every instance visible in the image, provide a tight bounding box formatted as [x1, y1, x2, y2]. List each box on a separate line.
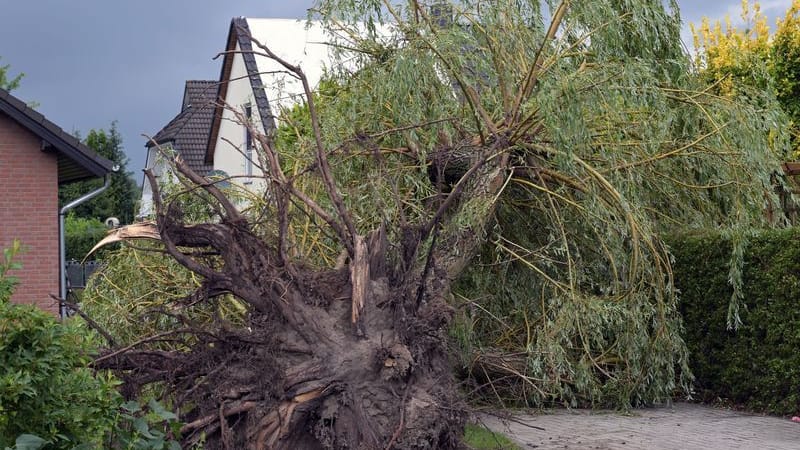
[0, 88, 114, 314]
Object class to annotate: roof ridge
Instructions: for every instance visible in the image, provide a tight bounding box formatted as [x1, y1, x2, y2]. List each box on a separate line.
[0, 87, 114, 183]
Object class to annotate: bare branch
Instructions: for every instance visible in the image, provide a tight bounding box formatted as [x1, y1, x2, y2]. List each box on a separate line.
[144, 168, 224, 281]
[93, 328, 196, 365]
[239, 25, 358, 253]
[52, 294, 117, 347]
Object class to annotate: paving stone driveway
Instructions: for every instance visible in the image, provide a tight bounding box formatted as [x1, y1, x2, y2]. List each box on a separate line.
[480, 402, 800, 449]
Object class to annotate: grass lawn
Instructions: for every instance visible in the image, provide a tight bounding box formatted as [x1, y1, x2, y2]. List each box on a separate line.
[463, 423, 521, 449]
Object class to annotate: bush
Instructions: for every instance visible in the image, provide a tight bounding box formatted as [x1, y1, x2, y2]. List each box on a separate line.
[669, 228, 800, 415]
[0, 242, 183, 449]
[0, 242, 121, 448]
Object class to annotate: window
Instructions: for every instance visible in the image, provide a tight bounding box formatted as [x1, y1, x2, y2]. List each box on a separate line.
[244, 104, 253, 179]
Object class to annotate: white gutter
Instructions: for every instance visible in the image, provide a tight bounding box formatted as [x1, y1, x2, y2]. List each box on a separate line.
[58, 168, 117, 318]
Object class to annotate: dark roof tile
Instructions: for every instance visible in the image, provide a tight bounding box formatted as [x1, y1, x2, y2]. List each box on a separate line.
[148, 80, 217, 176]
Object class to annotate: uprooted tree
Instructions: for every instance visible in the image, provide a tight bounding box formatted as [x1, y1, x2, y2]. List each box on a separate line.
[84, 0, 791, 448]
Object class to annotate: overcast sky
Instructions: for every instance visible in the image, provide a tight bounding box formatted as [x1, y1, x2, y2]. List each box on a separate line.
[0, 1, 793, 179]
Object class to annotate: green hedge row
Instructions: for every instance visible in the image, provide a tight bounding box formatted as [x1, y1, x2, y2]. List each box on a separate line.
[64, 215, 108, 261]
[669, 228, 800, 415]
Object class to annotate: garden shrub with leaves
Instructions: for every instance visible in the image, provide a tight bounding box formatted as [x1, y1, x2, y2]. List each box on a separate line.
[0, 242, 182, 449]
[670, 228, 800, 415]
[692, 0, 800, 156]
[0, 242, 119, 448]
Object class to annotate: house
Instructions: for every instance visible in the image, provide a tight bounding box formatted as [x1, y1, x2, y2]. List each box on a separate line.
[140, 18, 334, 212]
[205, 17, 332, 190]
[139, 80, 218, 217]
[0, 88, 115, 314]
[140, 17, 394, 212]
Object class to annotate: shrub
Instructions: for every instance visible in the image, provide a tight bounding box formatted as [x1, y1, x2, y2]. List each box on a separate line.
[0, 242, 121, 448]
[0, 242, 183, 449]
[669, 228, 800, 415]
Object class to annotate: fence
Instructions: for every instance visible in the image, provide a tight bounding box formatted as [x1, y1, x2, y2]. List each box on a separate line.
[65, 260, 102, 289]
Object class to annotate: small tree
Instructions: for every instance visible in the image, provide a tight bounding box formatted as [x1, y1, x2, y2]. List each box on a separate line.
[772, 1, 800, 150]
[59, 124, 140, 225]
[692, 0, 800, 157]
[0, 56, 22, 92]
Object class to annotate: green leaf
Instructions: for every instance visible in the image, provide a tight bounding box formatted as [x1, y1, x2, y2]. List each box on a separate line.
[121, 400, 141, 413]
[13, 434, 47, 450]
[132, 417, 156, 439]
[148, 399, 178, 421]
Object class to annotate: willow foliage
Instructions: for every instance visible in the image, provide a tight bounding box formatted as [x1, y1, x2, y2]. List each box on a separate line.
[86, 0, 789, 409]
[296, 0, 787, 407]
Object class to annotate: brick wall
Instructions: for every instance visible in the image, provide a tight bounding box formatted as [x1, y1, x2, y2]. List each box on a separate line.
[0, 111, 60, 314]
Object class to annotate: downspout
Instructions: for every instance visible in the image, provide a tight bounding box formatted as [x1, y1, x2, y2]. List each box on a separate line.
[59, 169, 117, 318]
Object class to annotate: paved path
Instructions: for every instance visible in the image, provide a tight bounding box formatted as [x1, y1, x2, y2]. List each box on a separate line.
[480, 402, 800, 449]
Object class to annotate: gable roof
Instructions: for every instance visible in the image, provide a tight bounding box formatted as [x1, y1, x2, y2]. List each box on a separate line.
[149, 80, 217, 175]
[0, 88, 115, 183]
[206, 17, 332, 165]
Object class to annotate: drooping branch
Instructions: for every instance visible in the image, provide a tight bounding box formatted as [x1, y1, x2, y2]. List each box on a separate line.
[511, 0, 569, 123]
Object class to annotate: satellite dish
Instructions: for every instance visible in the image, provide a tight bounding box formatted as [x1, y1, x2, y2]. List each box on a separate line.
[207, 170, 231, 189]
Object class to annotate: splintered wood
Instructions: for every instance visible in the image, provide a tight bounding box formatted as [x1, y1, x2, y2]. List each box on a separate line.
[350, 235, 369, 336]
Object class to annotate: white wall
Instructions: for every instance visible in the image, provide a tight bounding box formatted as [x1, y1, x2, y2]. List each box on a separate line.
[213, 41, 267, 192]
[247, 19, 331, 113]
[211, 19, 393, 195]
[138, 143, 173, 218]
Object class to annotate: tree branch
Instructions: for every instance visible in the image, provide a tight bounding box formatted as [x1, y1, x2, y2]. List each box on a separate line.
[93, 328, 196, 365]
[240, 26, 358, 254]
[145, 168, 225, 282]
[52, 294, 117, 347]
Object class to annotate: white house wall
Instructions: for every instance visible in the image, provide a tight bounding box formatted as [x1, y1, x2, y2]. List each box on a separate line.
[247, 19, 331, 113]
[214, 40, 267, 191]
[211, 19, 394, 194]
[138, 144, 174, 218]
[212, 20, 334, 193]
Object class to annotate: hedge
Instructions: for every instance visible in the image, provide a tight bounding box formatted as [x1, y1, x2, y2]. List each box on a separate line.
[64, 215, 108, 261]
[669, 228, 800, 415]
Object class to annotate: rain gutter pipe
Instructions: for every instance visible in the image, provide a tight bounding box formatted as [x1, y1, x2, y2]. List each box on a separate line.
[59, 170, 116, 318]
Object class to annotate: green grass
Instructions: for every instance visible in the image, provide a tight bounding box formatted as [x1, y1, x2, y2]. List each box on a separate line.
[463, 423, 521, 449]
